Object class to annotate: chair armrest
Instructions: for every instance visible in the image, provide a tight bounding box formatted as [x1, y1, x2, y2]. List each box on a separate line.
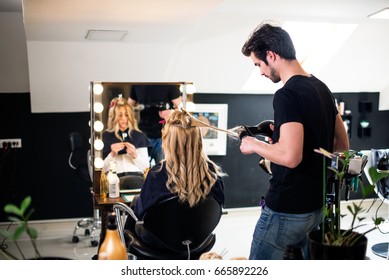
[113, 202, 139, 222]
[113, 202, 140, 244]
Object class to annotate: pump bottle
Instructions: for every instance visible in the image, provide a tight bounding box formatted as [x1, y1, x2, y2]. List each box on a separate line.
[98, 212, 128, 260]
[107, 161, 120, 198]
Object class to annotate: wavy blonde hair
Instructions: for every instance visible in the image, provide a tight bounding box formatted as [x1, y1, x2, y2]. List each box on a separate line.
[106, 96, 140, 140]
[161, 109, 225, 207]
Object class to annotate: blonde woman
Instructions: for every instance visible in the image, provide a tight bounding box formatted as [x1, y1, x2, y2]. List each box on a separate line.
[102, 95, 150, 175]
[125, 109, 225, 229]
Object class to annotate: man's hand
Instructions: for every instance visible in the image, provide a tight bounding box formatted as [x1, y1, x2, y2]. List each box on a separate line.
[158, 109, 173, 120]
[240, 136, 262, 155]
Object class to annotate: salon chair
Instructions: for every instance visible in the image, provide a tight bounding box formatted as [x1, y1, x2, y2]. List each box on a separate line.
[113, 195, 222, 260]
[68, 132, 100, 247]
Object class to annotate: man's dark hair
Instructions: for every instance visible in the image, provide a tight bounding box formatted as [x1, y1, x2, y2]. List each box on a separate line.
[241, 22, 296, 64]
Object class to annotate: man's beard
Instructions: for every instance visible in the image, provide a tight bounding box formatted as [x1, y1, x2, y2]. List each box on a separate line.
[269, 66, 281, 83]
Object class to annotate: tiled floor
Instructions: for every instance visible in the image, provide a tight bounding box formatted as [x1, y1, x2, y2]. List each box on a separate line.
[0, 198, 388, 260]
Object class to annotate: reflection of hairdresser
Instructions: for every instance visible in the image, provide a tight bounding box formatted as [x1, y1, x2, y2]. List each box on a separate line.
[124, 109, 226, 238]
[128, 84, 182, 165]
[102, 95, 150, 174]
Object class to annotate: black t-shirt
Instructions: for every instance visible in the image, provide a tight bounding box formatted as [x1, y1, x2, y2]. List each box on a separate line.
[266, 75, 337, 214]
[130, 85, 181, 138]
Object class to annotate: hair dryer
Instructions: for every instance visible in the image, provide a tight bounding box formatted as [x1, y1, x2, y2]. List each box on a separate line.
[238, 120, 274, 140]
[238, 120, 274, 175]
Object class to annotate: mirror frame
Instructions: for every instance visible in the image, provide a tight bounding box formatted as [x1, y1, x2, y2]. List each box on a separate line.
[89, 81, 194, 194]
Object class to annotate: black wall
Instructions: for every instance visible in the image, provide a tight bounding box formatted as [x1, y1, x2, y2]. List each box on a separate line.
[195, 92, 389, 207]
[0, 91, 388, 221]
[0, 93, 92, 222]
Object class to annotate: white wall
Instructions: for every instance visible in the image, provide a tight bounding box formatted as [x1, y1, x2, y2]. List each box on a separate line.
[27, 41, 180, 112]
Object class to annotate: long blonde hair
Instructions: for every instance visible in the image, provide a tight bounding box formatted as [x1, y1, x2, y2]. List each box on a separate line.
[106, 96, 140, 140]
[161, 109, 224, 206]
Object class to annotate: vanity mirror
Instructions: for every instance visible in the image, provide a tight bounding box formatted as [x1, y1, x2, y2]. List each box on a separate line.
[89, 81, 195, 193]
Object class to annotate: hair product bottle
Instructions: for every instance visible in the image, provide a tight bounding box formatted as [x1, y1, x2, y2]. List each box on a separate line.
[107, 161, 120, 198]
[100, 171, 108, 198]
[98, 212, 128, 260]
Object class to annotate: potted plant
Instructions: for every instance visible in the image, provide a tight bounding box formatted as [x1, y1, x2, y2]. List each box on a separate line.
[0, 196, 70, 260]
[308, 148, 388, 260]
[0, 196, 41, 260]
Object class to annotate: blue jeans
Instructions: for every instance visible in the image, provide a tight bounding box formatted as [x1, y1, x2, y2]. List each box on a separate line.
[249, 206, 323, 260]
[149, 138, 164, 164]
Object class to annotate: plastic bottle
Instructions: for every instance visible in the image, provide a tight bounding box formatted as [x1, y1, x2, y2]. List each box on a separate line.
[107, 161, 120, 198]
[100, 171, 108, 198]
[98, 212, 128, 260]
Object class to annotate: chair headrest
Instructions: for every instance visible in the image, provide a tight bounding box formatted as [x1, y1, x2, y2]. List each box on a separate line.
[68, 132, 83, 152]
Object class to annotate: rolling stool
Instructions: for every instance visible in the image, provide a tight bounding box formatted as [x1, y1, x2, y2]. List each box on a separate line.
[72, 208, 100, 247]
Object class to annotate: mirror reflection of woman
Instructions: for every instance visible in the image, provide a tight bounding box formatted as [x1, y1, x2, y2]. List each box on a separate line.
[102, 95, 150, 175]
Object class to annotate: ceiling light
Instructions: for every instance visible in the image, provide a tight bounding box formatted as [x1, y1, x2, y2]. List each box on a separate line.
[85, 30, 128, 41]
[368, 8, 389, 19]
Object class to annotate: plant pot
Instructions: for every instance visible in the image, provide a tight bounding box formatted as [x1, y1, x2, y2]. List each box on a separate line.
[307, 229, 367, 260]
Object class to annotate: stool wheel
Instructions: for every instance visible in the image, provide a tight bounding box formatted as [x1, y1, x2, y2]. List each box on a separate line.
[84, 229, 91, 236]
[72, 236, 80, 243]
[91, 240, 99, 247]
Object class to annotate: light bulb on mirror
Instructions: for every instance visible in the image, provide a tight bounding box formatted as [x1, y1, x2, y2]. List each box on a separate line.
[179, 83, 195, 94]
[94, 157, 104, 169]
[93, 83, 103, 95]
[94, 138, 104, 150]
[186, 84, 196, 94]
[94, 121, 104, 132]
[93, 102, 104, 113]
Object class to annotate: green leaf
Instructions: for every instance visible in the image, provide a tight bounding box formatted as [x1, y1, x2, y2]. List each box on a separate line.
[4, 204, 22, 217]
[27, 227, 38, 239]
[361, 183, 375, 198]
[20, 196, 32, 215]
[347, 205, 354, 214]
[374, 217, 385, 225]
[7, 216, 22, 223]
[357, 217, 366, 223]
[13, 225, 25, 240]
[369, 167, 389, 184]
[328, 167, 339, 175]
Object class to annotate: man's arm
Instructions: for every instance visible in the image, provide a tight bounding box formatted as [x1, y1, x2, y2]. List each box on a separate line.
[171, 95, 183, 108]
[158, 95, 183, 119]
[127, 97, 137, 106]
[333, 113, 349, 153]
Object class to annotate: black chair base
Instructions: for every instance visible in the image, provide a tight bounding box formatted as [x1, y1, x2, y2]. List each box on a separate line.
[72, 209, 101, 247]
